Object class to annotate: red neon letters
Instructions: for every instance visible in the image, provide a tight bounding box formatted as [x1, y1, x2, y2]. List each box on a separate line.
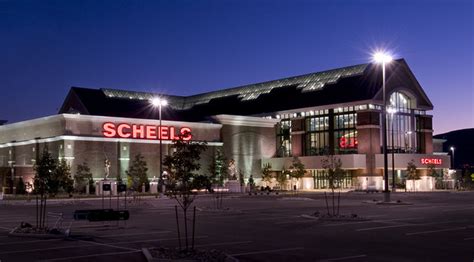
[420, 158, 442, 165]
[339, 136, 358, 148]
[102, 122, 192, 141]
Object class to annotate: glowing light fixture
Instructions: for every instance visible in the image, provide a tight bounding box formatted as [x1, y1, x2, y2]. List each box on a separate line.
[373, 52, 393, 64]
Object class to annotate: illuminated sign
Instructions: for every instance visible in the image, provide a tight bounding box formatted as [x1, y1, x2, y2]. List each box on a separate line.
[339, 136, 358, 148]
[102, 123, 192, 141]
[420, 158, 442, 165]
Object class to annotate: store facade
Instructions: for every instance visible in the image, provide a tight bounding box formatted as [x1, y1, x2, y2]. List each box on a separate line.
[0, 59, 450, 191]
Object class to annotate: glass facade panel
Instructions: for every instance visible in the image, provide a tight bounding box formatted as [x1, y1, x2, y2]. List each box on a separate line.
[334, 111, 358, 154]
[277, 119, 291, 157]
[311, 170, 354, 189]
[306, 116, 329, 155]
[387, 92, 418, 153]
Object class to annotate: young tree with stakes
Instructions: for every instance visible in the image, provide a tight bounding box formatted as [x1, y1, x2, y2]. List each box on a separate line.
[33, 148, 57, 229]
[406, 160, 420, 192]
[126, 154, 149, 192]
[74, 162, 93, 194]
[288, 156, 306, 191]
[261, 163, 273, 187]
[321, 155, 345, 216]
[207, 148, 228, 187]
[163, 131, 207, 250]
[427, 163, 442, 189]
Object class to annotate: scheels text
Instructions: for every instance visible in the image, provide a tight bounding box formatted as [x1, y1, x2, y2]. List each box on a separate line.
[420, 158, 442, 165]
[102, 122, 192, 140]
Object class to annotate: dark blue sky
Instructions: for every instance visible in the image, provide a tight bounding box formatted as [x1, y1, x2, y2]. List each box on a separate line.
[1, 0, 472, 134]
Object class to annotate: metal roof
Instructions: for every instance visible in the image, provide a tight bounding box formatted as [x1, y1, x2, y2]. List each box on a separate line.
[101, 63, 368, 110]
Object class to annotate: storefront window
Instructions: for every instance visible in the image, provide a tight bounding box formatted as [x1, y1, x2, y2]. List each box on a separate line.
[277, 119, 291, 157]
[306, 116, 329, 155]
[334, 111, 358, 154]
[387, 92, 417, 153]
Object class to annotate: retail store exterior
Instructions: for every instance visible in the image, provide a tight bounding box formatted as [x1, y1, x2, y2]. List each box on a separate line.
[0, 59, 450, 192]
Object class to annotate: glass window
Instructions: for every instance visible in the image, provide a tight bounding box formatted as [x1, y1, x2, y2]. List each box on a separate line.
[276, 119, 292, 157]
[334, 111, 358, 154]
[305, 115, 329, 156]
[386, 92, 418, 153]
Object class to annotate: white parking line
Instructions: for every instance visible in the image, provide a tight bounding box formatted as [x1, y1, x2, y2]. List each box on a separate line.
[0, 226, 11, 231]
[99, 230, 171, 238]
[0, 236, 208, 255]
[39, 250, 141, 261]
[230, 247, 304, 257]
[406, 227, 467, 236]
[0, 238, 61, 246]
[442, 207, 474, 212]
[357, 220, 468, 232]
[323, 217, 422, 227]
[75, 239, 140, 251]
[356, 224, 413, 231]
[194, 240, 253, 248]
[321, 254, 367, 261]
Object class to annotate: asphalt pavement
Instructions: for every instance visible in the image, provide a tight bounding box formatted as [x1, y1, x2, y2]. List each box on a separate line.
[0, 191, 473, 261]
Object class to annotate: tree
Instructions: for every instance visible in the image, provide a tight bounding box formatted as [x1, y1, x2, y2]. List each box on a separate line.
[248, 174, 255, 190]
[321, 155, 345, 216]
[406, 160, 420, 192]
[163, 132, 207, 250]
[288, 157, 306, 190]
[34, 147, 57, 229]
[276, 167, 289, 190]
[74, 162, 93, 193]
[427, 163, 442, 189]
[56, 159, 74, 196]
[16, 177, 26, 195]
[261, 163, 273, 186]
[238, 169, 245, 186]
[126, 154, 149, 192]
[208, 148, 228, 187]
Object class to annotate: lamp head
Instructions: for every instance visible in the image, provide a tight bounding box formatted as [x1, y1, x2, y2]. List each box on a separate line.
[151, 97, 168, 107]
[373, 52, 393, 64]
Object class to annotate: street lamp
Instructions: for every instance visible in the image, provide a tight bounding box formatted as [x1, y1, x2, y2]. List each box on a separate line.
[373, 51, 393, 202]
[151, 97, 168, 197]
[387, 107, 397, 192]
[450, 146, 455, 169]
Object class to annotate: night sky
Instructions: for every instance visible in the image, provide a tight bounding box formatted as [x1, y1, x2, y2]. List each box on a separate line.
[1, 0, 472, 134]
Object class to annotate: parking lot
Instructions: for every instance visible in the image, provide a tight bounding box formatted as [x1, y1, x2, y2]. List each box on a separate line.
[0, 191, 474, 261]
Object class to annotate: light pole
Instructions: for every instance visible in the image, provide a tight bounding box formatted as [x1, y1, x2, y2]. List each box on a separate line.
[373, 52, 392, 202]
[387, 107, 397, 192]
[450, 146, 455, 169]
[151, 97, 168, 197]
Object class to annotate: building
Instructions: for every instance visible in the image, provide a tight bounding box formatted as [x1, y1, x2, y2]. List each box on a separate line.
[0, 59, 450, 192]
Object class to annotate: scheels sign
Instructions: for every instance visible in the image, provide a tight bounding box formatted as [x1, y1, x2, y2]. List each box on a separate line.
[102, 122, 192, 141]
[420, 158, 442, 165]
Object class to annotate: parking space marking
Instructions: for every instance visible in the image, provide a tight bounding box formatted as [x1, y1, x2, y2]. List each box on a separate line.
[0, 226, 11, 230]
[321, 254, 367, 261]
[194, 240, 253, 248]
[75, 239, 140, 251]
[464, 237, 474, 241]
[442, 206, 474, 212]
[0, 238, 61, 246]
[356, 224, 413, 231]
[39, 250, 141, 261]
[98, 230, 171, 238]
[0, 236, 208, 255]
[406, 227, 466, 236]
[111, 235, 209, 245]
[357, 220, 468, 232]
[230, 247, 304, 257]
[323, 217, 422, 227]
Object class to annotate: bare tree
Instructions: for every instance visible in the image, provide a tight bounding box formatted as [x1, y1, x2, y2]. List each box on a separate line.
[321, 155, 345, 216]
[163, 132, 207, 250]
